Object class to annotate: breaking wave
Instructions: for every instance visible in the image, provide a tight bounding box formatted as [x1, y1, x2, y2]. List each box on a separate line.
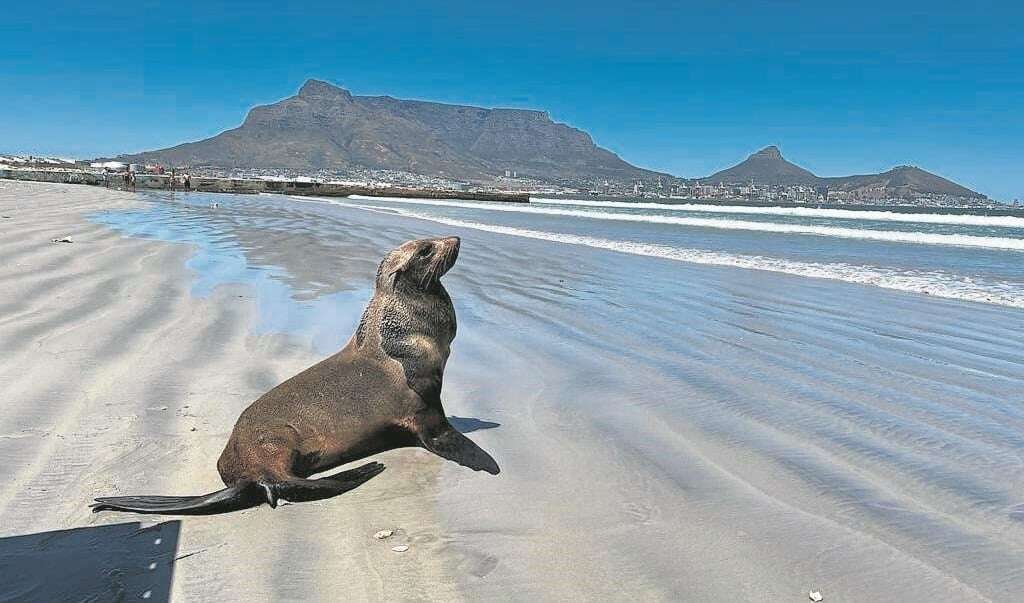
[346, 195, 1024, 251]
[531, 198, 1024, 229]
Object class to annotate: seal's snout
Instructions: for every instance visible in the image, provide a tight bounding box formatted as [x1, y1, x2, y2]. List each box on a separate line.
[443, 236, 460, 260]
[437, 236, 460, 276]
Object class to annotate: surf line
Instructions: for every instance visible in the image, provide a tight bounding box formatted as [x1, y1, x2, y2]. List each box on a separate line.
[532, 197, 1024, 230]
[340, 196, 1024, 252]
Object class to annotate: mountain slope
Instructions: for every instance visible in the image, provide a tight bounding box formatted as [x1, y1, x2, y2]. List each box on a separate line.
[703, 146, 818, 186]
[823, 166, 981, 198]
[703, 146, 984, 198]
[118, 79, 668, 184]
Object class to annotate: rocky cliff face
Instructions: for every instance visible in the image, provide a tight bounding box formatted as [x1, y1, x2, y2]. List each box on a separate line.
[120, 79, 667, 184]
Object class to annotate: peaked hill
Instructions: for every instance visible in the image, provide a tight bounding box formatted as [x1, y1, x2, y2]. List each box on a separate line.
[704, 146, 817, 186]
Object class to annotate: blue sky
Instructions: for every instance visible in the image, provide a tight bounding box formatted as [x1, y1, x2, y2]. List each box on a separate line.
[2, 1, 1021, 200]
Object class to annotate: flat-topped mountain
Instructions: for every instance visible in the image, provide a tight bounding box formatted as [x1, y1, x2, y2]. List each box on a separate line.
[116, 79, 669, 184]
[703, 146, 984, 198]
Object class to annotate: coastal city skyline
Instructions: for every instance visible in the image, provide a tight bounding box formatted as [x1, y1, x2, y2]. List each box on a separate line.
[2, 1, 1022, 200]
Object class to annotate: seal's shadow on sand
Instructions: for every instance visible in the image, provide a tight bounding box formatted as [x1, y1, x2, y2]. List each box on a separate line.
[0, 521, 180, 602]
[447, 416, 501, 434]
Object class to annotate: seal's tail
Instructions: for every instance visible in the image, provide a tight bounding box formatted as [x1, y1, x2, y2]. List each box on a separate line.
[90, 482, 263, 515]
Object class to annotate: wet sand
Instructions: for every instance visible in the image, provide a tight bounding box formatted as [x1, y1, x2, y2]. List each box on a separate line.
[2, 181, 1023, 601]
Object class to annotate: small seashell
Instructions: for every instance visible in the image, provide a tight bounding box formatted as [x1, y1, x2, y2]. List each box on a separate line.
[391, 545, 409, 553]
[373, 529, 394, 540]
[809, 591, 823, 602]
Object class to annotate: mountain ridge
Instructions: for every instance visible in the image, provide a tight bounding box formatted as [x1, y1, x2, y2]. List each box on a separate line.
[113, 80, 983, 199]
[702, 146, 983, 198]
[116, 79, 671, 185]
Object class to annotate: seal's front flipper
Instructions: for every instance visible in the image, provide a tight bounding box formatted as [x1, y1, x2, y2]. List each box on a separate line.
[91, 483, 262, 515]
[421, 426, 500, 475]
[263, 461, 385, 504]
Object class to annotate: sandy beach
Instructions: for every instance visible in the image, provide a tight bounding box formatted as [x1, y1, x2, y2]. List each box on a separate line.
[0, 182, 460, 601]
[2, 180, 1023, 601]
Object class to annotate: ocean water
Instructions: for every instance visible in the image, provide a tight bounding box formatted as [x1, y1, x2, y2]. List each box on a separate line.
[93, 192, 1024, 599]
[332, 195, 1024, 308]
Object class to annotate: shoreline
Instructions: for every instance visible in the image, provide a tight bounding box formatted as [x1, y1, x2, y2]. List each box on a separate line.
[7, 167, 1021, 212]
[0, 167, 530, 203]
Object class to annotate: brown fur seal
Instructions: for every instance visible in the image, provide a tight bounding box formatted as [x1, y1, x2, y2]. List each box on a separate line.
[92, 236, 499, 515]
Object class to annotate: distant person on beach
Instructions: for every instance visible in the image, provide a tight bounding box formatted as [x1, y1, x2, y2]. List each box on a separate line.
[128, 171, 136, 192]
[169, 169, 176, 191]
[183, 174, 192, 192]
[122, 171, 129, 190]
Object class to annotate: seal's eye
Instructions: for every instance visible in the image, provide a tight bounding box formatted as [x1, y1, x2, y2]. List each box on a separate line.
[417, 245, 433, 258]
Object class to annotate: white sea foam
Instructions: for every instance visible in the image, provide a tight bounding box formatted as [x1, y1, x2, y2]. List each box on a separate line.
[328, 199, 1024, 308]
[345, 195, 1024, 251]
[532, 197, 1024, 229]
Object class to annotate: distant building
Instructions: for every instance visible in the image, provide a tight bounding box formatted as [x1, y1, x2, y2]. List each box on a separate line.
[89, 161, 127, 171]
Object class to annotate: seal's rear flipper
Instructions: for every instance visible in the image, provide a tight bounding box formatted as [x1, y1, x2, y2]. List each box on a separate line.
[92, 462, 386, 514]
[91, 482, 263, 516]
[421, 427, 500, 475]
[262, 461, 385, 505]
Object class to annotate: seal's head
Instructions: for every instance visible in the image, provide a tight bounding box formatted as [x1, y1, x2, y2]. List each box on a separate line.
[376, 236, 461, 292]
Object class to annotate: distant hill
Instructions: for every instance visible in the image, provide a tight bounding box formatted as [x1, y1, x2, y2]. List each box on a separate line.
[703, 146, 984, 199]
[822, 165, 981, 198]
[704, 146, 817, 186]
[115, 79, 671, 184]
